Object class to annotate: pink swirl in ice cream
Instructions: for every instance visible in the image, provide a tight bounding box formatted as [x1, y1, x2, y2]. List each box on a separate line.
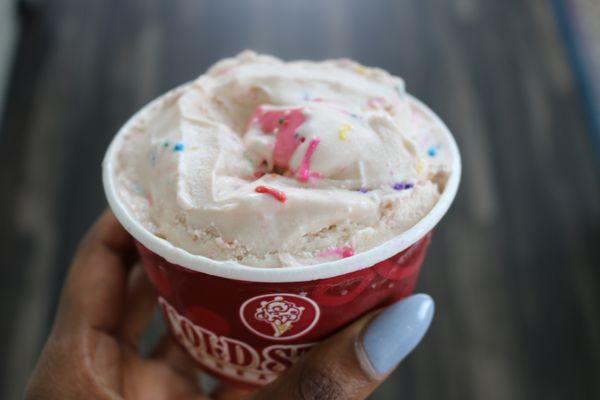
[113, 51, 453, 267]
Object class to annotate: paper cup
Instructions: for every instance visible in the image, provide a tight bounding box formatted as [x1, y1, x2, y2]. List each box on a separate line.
[103, 88, 461, 388]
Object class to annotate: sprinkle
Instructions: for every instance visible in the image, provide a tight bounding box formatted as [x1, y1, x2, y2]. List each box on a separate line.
[303, 92, 311, 101]
[253, 171, 266, 178]
[367, 97, 386, 108]
[149, 150, 157, 167]
[341, 246, 355, 258]
[278, 117, 284, 125]
[162, 141, 170, 148]
[355, 65, 368, 74]
[133, 183, 145, 194]
[189, 145, 199, 151]
[255, 185, 287, 203]
[319, 245, 355, 259]
[173, 143, 185, 152]
[297, 138, 320, 182]
[393, 182, 414, 191]
[427, 146, 438, 157]
[416, 160, 425, 174]
[338, 123, 353, 140]
[358, 188, 369, 193]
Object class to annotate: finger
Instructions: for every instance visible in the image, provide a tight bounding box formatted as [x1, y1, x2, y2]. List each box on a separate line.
[120, 263, 157, 348]
[212, 384, 252, 400]
[252, 294, 434, 400]
[56, 210, 136, 333]
[151, 334, 202, 385]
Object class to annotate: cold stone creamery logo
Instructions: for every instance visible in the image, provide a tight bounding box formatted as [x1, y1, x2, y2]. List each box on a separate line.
[255, 296, 304, 337]
[159, 297, 316, 385]
[240, 293, 320, 340]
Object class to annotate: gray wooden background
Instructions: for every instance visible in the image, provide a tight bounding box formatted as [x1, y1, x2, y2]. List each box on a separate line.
[1, 0, 599, 399]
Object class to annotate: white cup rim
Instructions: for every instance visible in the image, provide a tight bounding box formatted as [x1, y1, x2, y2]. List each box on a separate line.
[103, 87, 461, 283]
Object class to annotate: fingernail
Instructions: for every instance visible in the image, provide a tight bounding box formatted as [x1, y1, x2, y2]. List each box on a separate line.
[357, 294, 434, 377]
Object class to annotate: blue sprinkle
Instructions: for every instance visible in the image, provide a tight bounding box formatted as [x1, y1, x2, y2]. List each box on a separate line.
[393, 182, 414, 191]
[350, 113, 359, 119]
[133, 183, 145, 194]
[173, 143, 185, 152]
[427, 146, 438, 157]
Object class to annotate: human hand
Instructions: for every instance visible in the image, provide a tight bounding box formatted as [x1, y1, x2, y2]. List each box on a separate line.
[26, 210, 434, 399]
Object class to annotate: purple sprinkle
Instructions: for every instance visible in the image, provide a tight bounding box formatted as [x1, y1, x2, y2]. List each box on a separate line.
[393, 182, 414, 190]
[173, 143, 185, 152]
[149, 150, 157, 166]
[358, 188, 369, 193]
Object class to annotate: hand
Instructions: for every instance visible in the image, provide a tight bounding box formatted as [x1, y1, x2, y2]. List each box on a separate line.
[26, 210, 434, 400]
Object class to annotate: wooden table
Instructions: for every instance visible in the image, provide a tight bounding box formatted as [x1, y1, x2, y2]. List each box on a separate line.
[1, 1, 599, 399]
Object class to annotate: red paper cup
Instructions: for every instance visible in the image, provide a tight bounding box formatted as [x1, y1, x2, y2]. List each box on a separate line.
[103, 89, 461, 389]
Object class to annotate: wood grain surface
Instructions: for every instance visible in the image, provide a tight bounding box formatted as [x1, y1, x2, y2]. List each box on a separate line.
[1, 1, 599, 399]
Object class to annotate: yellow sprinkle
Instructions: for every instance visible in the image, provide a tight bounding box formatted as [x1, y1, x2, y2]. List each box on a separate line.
[416, 160, 425, 174]
[189, 145, 199, 151]
[338, 124, 353, 140]
[354, 65, 368, 74]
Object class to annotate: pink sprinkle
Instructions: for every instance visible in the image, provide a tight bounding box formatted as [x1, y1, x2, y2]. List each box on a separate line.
[297, 138, 320, 182]
[341, 247, 355, 258]
[319, 245, 355, 259]
[367, 96, 386, 108]
[214, 66, 233, 76]
[255, 185, 287, 203]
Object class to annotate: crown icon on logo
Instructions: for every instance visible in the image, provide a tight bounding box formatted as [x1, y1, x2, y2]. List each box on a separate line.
[254, 296, 305, 337]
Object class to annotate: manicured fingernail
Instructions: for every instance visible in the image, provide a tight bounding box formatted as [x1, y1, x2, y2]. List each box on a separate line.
[357, 294, 434, 377]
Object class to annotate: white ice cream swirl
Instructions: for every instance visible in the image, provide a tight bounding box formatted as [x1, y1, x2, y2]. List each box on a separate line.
[115, 51, 452, 267]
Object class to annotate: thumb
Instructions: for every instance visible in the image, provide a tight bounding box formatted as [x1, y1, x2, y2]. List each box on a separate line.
[251, 294, 434, 400]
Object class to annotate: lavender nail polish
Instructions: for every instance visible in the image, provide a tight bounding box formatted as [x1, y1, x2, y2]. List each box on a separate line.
[358, 294, 434, 376]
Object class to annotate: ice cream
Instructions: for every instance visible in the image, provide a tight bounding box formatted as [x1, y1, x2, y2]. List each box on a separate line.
[112, 51, 453, 267]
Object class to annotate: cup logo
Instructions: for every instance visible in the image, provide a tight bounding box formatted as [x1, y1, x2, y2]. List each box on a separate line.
[240, 294, 320, 340]
[255, 296, 304, 337]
